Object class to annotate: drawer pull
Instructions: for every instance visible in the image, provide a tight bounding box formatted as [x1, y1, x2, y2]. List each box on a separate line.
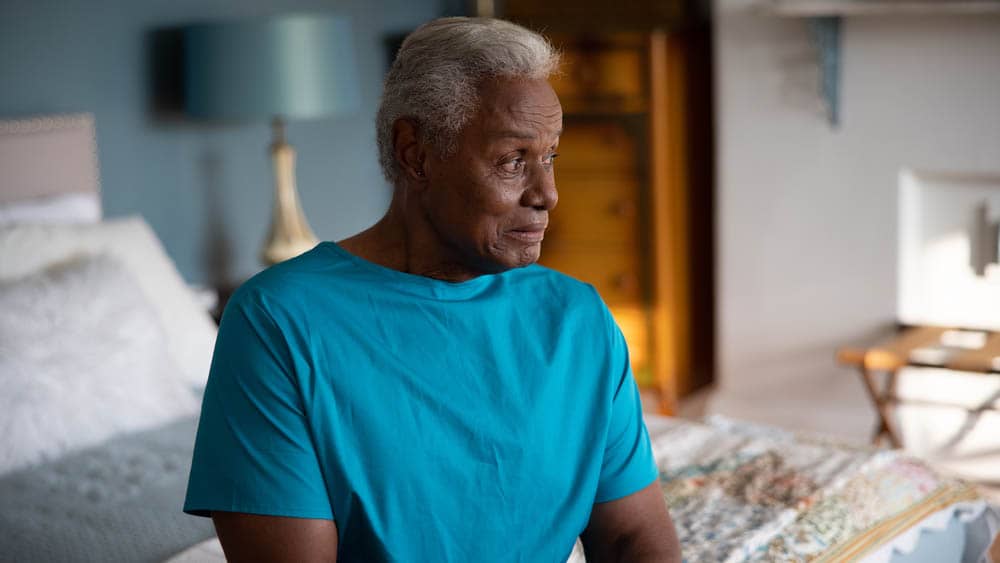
[575, 65, 599, 87]
[612, 272, 638, 292]
[610, 199, 637, 218]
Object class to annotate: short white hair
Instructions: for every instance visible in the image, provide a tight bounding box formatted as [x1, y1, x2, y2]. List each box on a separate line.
[376, 17, 560, 183]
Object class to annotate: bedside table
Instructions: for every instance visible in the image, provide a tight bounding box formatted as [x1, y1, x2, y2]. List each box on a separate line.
[209, 284, 241, 324]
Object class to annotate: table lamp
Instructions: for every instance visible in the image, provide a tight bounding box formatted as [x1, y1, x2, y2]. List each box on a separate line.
[183, 14, 360, 265]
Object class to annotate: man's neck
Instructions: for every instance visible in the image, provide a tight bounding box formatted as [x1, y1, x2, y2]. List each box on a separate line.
[336, 196, 484, 283]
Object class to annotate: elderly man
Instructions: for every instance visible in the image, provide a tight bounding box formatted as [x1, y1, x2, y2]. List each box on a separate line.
[184, 17, 681, 562]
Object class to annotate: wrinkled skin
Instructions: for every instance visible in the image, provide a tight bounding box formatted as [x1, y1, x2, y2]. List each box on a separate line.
[340, 77, 562, 281]
[417, 77, 562, 274]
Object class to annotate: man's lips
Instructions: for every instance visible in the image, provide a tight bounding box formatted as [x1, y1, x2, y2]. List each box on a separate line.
[506, 224, 547, 243]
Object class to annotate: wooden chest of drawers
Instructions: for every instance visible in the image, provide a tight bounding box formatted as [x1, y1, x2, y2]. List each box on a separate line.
[528, 30, 714, 413]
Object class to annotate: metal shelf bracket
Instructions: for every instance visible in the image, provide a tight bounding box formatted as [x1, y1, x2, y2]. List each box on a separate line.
[809, 16, 842, 127]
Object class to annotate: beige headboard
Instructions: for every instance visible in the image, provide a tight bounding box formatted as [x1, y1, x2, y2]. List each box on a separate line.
[0, 113, 100, 205]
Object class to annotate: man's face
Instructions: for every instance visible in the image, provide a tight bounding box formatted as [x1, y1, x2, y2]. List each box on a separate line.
[421, 77, 563, 274]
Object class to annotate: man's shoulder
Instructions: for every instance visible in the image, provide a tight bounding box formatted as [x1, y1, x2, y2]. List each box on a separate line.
[226, 243, 352, 316]
[511, 263, 608, 314]
[513, 265, 624, 349]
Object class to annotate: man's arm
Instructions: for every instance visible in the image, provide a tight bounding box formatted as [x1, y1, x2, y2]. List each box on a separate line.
[212, 512, 338, 563]
[580, 481, 681, 563]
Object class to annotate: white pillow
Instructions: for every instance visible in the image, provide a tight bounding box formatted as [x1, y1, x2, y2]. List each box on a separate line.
[0, 192, 101, 226]
[0, 216, 216, 388]
[0, 254, 200, 474]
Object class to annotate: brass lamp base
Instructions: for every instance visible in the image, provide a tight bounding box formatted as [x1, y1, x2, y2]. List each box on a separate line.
[261, 117, 319, 265]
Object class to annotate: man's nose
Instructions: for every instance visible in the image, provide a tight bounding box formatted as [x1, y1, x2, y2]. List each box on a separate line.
[524, 164, 558, 211]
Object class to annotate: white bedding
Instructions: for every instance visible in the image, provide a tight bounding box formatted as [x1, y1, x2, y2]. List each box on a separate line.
[0, 191, 101, 225]
[0, 416, 214, 563]
[165, 538, 226, 563]
[865, 501, 999, 563]
[0, 217, 217, 389]
[0, 117, 224, 560]
[0, 254, 199, 473]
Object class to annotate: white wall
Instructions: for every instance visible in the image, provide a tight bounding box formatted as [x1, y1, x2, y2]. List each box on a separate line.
[0, 0, 443, 285]
[712, 0, 1000, 437]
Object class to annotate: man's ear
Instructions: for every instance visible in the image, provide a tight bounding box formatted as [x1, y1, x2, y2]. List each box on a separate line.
[392, 118, 429, 186]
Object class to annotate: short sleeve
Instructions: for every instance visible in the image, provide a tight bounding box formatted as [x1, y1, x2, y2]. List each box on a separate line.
[183, 288, 333, 520]
[594, 309, 659, 504]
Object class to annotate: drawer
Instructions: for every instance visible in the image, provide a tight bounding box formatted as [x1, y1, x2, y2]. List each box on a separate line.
[549, 175, 641, 246]
[538, 244, 643, 305]
[549, 45, 646, 111]
[555, 121, 639, 174]
[609, 304, 651, 385]
[537, 247, 652, 385]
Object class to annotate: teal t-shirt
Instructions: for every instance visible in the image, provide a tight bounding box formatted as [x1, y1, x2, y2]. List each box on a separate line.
[184, 242, 657, 562]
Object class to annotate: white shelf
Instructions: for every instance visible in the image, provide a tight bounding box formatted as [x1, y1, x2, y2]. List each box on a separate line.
[764, 0, 1000, 126]
[768, 0, 1000, 17]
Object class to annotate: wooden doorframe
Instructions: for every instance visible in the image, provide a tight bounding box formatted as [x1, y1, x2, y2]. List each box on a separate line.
[649, 30, 691, 415]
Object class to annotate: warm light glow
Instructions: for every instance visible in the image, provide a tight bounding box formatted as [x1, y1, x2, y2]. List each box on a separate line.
[897, 169, 1000, 330]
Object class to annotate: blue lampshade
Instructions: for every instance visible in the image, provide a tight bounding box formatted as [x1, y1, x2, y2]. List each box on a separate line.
[183, 14, 360, 121]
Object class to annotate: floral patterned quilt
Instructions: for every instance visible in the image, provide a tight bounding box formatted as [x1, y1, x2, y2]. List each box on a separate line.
[650, 416, 981, 562]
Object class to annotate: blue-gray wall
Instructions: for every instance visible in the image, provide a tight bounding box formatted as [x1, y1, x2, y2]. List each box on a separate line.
[1, 0, 446, 284]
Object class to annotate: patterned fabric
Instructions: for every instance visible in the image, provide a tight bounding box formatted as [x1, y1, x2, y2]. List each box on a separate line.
[652, 417, 980, 562]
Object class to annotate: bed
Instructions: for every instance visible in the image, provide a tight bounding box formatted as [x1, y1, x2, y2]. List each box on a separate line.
[1, 113, 997, 562]
[0, 113, 219, 561]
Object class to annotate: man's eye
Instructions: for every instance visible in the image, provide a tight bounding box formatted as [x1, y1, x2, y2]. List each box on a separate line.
[543, 153, 559, 166]
[500, 158, 525, 174]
